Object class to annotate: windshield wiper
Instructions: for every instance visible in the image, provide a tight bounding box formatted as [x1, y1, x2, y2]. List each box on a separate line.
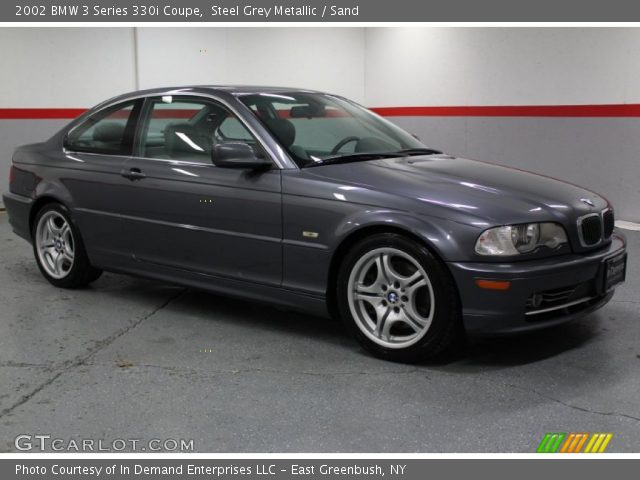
[311, 152, 402, 166]
[393, 148, 442, 156]
[307, 148, 442, 167]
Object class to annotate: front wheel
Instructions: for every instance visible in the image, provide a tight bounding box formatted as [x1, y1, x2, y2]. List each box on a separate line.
[32, 203, 102, 288]
[337, 233, 461, 362]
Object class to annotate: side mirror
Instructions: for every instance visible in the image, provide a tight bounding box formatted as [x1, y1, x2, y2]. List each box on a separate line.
[212, 142, 271, 169]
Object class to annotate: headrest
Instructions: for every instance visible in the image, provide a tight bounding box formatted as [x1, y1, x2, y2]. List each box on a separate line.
[93, 122, 125, 142]
[265, 118, 295, 148]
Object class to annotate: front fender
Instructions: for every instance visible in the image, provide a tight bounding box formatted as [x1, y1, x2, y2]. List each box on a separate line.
[331, 208, 479, 262]
[281, 196, 482, 299]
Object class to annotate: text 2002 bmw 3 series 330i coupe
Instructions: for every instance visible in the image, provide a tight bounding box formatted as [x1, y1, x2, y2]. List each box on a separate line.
[3, 86, 628, 362]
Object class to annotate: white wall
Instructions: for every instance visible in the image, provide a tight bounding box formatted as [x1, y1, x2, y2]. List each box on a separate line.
[0, 27, 365, 109]
[137, 28, 365, 103]
[0, 28, 136, 108]
[4, 27, 639, 110]
[4, 27, 640, 110]
[365, 27, 640, 106]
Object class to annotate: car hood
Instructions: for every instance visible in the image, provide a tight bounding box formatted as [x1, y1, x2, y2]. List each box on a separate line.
[304, 155, 609, 225]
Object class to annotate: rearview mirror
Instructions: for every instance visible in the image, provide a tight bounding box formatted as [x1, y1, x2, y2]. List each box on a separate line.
[290, 105, 326, 118]
[212, 142, 271, 169]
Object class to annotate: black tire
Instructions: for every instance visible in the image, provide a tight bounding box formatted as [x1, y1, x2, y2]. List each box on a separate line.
[31, 203, 102, 288]
[337, 233, 461, 363]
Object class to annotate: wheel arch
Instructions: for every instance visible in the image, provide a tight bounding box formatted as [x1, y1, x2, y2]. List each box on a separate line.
[29, 195, 70, 237]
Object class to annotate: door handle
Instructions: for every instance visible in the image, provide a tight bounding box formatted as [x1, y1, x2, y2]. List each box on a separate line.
[121, 167, 146, 181]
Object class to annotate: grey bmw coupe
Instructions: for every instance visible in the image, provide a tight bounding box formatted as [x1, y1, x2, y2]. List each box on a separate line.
[3, 86, 627, 362]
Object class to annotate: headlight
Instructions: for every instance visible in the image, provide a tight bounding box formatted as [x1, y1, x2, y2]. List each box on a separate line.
[475, 222, 568, 256]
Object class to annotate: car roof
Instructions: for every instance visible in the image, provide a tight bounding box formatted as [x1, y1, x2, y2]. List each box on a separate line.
[201, 85, 324, 94]
[103, 85, 327, 105]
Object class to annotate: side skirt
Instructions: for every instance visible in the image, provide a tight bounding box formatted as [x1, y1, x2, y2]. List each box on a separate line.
[93, 255, 330, 319]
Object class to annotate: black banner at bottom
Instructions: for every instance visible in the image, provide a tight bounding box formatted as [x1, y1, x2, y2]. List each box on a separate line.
[2, 459, 639, 480]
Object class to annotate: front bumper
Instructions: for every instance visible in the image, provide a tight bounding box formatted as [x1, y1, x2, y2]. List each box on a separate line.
[447, 233, 627, 335]
[2, 191, 33, 242]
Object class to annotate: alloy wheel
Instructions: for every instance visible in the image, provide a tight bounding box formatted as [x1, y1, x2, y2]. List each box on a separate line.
[347, 247, 435, 349]
[35, 211, 75, 279]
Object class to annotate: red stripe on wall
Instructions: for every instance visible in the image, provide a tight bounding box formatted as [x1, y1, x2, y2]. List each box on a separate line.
[106, 109, 199, 119]
[0, 108, 87, 119]
[151, 109, 200, 119]
[370, 104, 640, 117]
[276, 109, 350, 119]
[3, 104, 640, 120]
[0, 108, 203, 120]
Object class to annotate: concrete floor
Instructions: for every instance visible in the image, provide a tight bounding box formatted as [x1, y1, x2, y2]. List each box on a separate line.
[0, 211, 638, 453]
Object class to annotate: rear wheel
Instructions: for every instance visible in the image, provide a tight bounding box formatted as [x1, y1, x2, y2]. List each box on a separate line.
[32, 203, 102, 288]
[337, 233, 461, 362]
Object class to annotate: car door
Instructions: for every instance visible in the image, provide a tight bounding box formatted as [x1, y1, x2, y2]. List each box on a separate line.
[119, 94, 283, 287]
[61, 99, 143, 265]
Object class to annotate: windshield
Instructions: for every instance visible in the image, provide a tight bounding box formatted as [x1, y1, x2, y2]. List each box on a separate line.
[238, 92, 431, 167]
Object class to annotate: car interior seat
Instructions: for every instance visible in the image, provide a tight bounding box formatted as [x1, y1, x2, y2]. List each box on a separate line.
[92, 122, 126, 151]
[264, 118, 310, 161]
[164, 123, 211, 162]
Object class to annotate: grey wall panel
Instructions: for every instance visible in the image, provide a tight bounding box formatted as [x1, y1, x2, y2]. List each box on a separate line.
[390, 117, 640, 222]
[0, 120, 69, 205]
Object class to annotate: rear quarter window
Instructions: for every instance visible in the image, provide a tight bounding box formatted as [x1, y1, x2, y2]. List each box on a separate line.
[65, 100, 139, 155]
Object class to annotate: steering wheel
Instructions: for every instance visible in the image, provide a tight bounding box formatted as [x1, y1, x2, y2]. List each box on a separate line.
[331, 136, 360, 154]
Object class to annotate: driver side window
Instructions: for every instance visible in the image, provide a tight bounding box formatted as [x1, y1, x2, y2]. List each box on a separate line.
[217, 116, 254, 142]
[138, 96, 258, 164]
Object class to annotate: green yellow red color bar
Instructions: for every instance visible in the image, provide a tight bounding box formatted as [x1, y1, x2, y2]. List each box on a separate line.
[537, 433, 613, 453]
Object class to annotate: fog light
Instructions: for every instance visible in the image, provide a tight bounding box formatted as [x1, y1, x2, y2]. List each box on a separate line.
[530, 293, 544, 308]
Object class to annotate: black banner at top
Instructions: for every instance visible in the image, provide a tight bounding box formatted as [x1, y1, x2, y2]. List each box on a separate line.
[4, 0, 640, 22]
